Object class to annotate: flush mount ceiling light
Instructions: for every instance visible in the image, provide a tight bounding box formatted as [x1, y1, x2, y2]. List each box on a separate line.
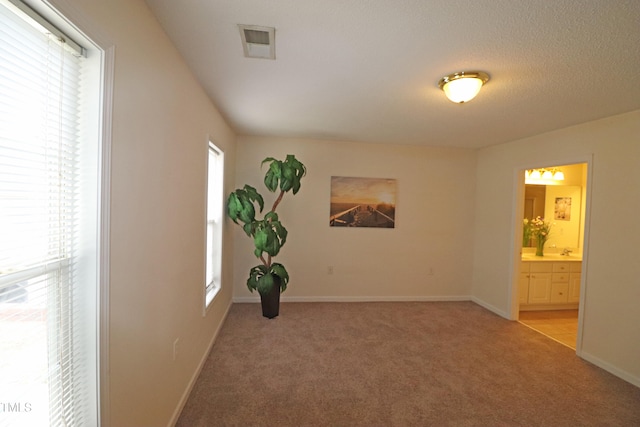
[438, 71, 490, 103]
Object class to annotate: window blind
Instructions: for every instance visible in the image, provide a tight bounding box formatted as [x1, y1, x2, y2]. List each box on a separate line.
[0, 1, 88, 425]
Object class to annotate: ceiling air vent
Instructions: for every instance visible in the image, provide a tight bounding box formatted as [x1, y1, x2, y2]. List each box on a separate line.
[239, 25, 275, 60]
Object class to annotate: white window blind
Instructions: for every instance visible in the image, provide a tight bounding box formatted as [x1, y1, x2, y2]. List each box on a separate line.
[205, 142, 223, 307]
[0, 1, 95, 426]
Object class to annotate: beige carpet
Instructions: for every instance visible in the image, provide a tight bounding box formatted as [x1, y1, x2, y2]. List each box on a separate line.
[177, 301, 640, 426]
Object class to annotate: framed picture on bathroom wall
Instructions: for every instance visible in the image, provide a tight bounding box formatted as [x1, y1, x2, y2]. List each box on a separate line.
[554, 197, 572, 220]
[329, 176, 396, 228]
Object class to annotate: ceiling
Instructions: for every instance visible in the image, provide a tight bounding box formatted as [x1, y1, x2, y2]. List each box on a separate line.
[144, 0, 640, 149]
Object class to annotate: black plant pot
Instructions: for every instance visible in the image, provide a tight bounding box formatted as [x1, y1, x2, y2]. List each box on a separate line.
[259, 277, 281, 319]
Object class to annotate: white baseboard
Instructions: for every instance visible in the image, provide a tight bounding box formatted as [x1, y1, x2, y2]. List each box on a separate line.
[168, 299, 233, 427]
[472, 297, 640, 389]
[233, 295, 473, 303]
[470, 296, 510, 319]
[578, 351, 640, 389]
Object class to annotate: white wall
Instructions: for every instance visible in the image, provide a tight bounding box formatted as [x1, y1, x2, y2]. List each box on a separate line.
[51, 0, 237, 425]
[233, 136, 477, 301]
[472, 110, 640, 386]
[35, 3, 640, 424]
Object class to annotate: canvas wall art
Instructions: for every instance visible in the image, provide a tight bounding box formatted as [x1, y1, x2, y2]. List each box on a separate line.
[554, 197, 572, 220]
[329, 176, 396, 228]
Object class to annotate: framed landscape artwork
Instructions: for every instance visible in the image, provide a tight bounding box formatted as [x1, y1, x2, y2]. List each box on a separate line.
[329, 176, 396, 228]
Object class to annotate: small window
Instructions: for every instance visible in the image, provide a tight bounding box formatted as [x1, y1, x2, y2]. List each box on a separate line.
[205, 142, 224, 307]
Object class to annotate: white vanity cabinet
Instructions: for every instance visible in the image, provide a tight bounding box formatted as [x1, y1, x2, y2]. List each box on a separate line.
[568, 262, 582, 303]
[526, 262, 553, 304]
[520, 260, 582, 309]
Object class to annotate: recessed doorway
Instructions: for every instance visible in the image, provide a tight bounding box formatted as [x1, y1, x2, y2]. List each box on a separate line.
[516, 162, 589, 351]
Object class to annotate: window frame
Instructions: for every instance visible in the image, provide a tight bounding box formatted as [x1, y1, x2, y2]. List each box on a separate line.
[204, 140, 224, 310]
[0, 0, 113, 424]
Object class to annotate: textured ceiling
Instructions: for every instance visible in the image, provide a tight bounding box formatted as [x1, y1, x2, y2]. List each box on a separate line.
[144, 0, 640, 149]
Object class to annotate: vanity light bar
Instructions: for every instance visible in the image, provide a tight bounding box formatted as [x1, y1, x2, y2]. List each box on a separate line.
[525, 168, 565, 181]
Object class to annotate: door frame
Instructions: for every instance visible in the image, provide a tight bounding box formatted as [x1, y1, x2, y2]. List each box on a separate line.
[509, 155, 593, 355]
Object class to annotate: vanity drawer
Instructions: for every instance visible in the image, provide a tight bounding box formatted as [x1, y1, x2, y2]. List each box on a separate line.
[570, 262, 582, 273]
[552, 262, 572, 273]
[530, 263, 553, 273]
[552, 273, 570, 283]
[550, 283, 569, 303]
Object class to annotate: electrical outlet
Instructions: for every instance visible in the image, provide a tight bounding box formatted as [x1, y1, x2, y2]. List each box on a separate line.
[428, 267, 434, 276]
[173, 338, 180, 361]
[327, 266, 334, 275]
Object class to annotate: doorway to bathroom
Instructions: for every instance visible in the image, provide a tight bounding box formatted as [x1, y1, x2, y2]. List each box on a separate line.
[516, 162, 588, 350]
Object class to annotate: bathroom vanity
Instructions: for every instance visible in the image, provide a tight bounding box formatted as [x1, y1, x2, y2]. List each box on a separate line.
[519, 256, 581, 310]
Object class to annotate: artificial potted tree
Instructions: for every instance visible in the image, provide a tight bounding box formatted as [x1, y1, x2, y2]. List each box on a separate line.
[226, 154, 306, 318]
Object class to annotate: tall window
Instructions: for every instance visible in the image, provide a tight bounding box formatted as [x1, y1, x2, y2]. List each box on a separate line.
[205, 142, 224, 307]
[0, 1, 100, 426]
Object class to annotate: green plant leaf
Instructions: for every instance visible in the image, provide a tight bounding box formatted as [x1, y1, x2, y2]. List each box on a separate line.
[272, 220, 288, 247]
[226, 185, 264, 226]
[226, 193, 242, 223]
[251, 218, 287, 259]
[280, 165, 294, 192]
[264, 211, 279, 222]
[261, 157, 277, 166]
[261, 155, 306, 195]
[256, 272, 275, 294]
[242, 222, 254, 237]
[247, 264, 268, 293]
[270, 263, 289, 293]
[285, 155, 306, 194]
[253, 227, 269, 254]
[238, 198, 256, 224]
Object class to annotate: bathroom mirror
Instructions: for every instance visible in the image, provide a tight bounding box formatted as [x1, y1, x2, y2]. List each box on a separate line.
[524, 184, 546, 225]
[524, 184, 582, 249]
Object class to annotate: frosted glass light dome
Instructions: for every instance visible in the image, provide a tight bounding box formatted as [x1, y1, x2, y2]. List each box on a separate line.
[438, 71, 490, 104]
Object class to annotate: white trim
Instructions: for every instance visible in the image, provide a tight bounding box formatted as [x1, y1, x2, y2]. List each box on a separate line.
[203, 140, 224, 314]
[6, 0, 84, 54]
[508, 168, 526, 320]
[574, 157, 593, 355]
[509, 154, 594, 351]
[168, 300, 233, 427]
[97, 44, 115, 427]
[579, 351, 640, 389]
[233, 295, 473, 303]
[470, 296, 511, 319]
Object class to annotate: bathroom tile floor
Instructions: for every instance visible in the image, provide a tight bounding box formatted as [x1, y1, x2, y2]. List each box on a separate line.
[518, 310, 578, 349]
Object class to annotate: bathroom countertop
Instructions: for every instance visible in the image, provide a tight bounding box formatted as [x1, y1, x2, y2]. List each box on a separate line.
[521, 253, 582, 261]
